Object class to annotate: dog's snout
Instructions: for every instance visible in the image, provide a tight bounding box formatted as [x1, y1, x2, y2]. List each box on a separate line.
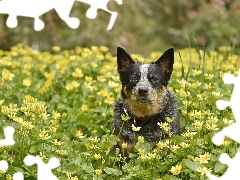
[138, 87, 148, 96]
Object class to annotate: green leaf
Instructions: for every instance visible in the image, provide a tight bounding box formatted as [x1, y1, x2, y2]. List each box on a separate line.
[68, 108, 81, 118]
[214, 162, 227, 173]
[162, 174, 178, 180]
[182, 159, 204, 172]
[80, 163, 94, 174]
[103, 167, 122, 176]
[50, 94, 61, 103]
[13, 167, 24, 173]
[104, 135, 118, 148]
[76, 114, 92, 127]
[29, 146, 38, 153]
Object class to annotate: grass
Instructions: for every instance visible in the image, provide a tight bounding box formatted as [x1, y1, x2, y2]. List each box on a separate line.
[0, 44, 239, 179]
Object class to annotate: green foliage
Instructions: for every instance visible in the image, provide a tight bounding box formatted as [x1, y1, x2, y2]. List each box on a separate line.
[0, 44, 239, 179]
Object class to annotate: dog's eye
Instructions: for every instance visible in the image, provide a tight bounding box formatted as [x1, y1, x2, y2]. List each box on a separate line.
[130, 76, 138, 82]
[149, 77, 159, 83]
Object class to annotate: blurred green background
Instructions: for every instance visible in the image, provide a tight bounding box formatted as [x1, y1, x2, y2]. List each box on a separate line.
[0, 0, 239, 55]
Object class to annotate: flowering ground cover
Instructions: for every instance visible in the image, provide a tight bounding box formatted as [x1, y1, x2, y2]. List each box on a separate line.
[0, 44, 239, 179]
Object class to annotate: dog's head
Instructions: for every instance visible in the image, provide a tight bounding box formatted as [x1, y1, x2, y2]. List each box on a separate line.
[117, 47, 174, 117]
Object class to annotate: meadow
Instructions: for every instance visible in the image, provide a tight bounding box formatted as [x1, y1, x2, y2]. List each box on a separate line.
[0, 44, 239, 179]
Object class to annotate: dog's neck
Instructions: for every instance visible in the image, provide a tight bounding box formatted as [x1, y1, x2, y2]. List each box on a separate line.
[121, 98, 170, 121]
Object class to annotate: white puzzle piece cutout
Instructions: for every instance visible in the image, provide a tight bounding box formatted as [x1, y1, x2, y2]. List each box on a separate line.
[0, 126, 15, 146]
[0, 126, 15, 175]
[0, 126, 60, 179]
[76, 0, 123, 30]
[206, 150, 240, 179]
[0, 0, 123, 31]
[0, 0, 79, 31]
[212, 71, 240, 145]
[24, 155, 60, 180]
[207, 70, 240, 179]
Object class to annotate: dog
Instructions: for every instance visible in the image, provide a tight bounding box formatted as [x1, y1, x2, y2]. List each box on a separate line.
[112, 47, 181, 153]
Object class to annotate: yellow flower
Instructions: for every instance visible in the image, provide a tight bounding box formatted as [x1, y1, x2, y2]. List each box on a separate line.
[85, 76, 93, 83]
[157, 122, 170, 132]
[97, 76, 106, 82]
[170, 144, 180, 152]
[205, 123, 219, 131]
[40, 112, 50, 120]
[6, 174, 12, 180]
[52, 110, 61, 119]
[121, 114, 130, 121]
[193, 120, 203, 131]
[1, 68, 15, 86]
[138, 136, 144, 143]
[39, 129, 51, 141]
[75, 129, 86, 139]
[65, 83, 74, 91]
[138, 148, 145, 155]
[204, 73, 214, 80]
[72, 81, 80, 88]
[23, 78, 31, 87]
[180, 142, 190, 148]
[67, 172, 78, 180]
[72, 68, 84, 78]
[223, 118, 235, 126]
[52, 46, 61, 52]
[93, 153, 101, 160]
[192, 69, 202, 76]
[104, 96, 114, 105]
[131, 124, 141, 132]
[223, 140, 230, 147]
[182, 130, 197, 139]
[195, 152, 211, 164]
[95, 169, 102, 176]
[169, 164, 182, 175]
[0, 99, 5, 106]
[81, 104, 88, 112]
[121, 142, 128, 149]
[56, 150, 67, 155]
[99, 46, 109, 52]
[166, 117, 173, 123]
[147, 152, 157, 159]
[52, 139, 62, 146]
[156, 141, 168, 149]
[197, 167, 212, 175]
[97, 89, 109, 97]
[91, 62, 98, 68]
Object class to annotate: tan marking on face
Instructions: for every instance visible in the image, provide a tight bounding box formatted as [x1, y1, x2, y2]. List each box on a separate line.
[136, 72, 141, 77]
[126, 86, 166, 118]
[123, 85, 129, 98]
[149, 73, 153, 78]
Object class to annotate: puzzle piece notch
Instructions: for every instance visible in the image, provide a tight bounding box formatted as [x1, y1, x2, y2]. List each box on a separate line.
[13, 172, 24, 180]
[0, 0, 80, 31]
[206, 149, 240, 179]
[76, 0, 122, 30]
[0, 160, 8, 171]
[24, 155, 60, 180]
[0, 126, 15, 147]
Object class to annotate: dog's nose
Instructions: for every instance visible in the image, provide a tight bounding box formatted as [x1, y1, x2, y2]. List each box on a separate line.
[138, 87, 148, 96]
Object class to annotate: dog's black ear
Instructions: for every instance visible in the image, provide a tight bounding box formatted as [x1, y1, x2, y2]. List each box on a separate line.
[155, 48, 174, 77]
[117, 47, 135, 73]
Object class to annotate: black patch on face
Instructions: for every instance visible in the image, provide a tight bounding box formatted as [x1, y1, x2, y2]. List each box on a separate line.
[147, 63, 169, 89]
[120, 63, 142, 98]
